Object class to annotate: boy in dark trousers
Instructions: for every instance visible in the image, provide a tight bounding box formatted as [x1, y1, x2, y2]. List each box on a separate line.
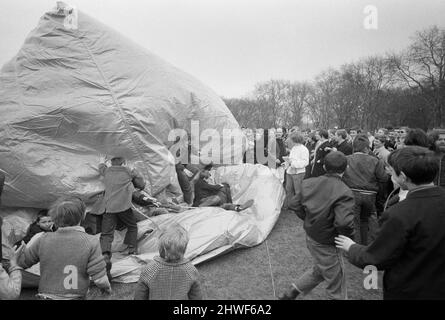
[279, 151, 355, 300]
[342, 135, 388, 245]
[193, 165, 254, 212]
[336, 146, 445, 299]
[98, 154, 145, 279]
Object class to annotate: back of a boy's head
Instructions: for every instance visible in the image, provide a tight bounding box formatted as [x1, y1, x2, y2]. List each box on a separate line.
[111, 157, 125, 166]
[158, 224, 189, 262]
[49, 197, 86, 228]
[388, 146, 439, 185]
[319, 129, 329, 139]
[404, 128, 430, 148]
[353, 134, 370, 153]
[324, 151, 348, 174]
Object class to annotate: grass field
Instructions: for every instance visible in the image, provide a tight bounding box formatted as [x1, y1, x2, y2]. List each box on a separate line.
[20, 210, 383, 300]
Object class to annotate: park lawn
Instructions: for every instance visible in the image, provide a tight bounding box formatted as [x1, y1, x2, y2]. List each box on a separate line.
[20, 210, 382, 300]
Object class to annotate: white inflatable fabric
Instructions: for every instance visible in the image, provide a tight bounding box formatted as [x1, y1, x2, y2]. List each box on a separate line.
[1, 164, 284, 283]
[0, 2, 242, 209]
[110, 163, 285, 283]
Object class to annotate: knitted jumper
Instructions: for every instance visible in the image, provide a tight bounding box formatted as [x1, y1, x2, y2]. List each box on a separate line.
[134, 256, 203, 300]
[21, 226, 106, 297]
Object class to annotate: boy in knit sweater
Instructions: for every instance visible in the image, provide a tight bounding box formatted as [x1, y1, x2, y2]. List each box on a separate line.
[1, 217, 24, 300]
[19, 197, 111, 300]
[98, 154, 145, 279]
[134, 224, 203, 300]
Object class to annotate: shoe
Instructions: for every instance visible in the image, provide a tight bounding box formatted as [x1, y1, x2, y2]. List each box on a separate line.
[128, 245, 137, 255]
[277, 285, 299, 300]
[235, 199, 254, 212]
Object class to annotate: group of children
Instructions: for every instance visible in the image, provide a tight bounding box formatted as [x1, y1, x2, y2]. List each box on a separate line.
[0, 152, 205, 300]
[0, 196, 202, 300]
[3, 133, 445, 300]
[279, 144, 445, 300]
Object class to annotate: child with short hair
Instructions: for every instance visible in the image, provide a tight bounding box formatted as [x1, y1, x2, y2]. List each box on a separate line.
[342, 135, 388, 245]
[283, 131, 309, 210]
[16, 210, 55, 246]
[98, 154, 145, 279]
[134, 224, 203, 300]
[19, 197, 111, 300]
[279, 151, 355, 300]
[336, 146, 445, 299]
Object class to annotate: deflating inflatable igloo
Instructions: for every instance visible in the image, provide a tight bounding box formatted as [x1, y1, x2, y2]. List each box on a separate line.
[0, 2, 284, 282]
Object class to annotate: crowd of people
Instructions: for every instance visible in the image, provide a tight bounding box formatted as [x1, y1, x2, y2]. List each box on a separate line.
[1, 125, 445, 300]
[242, 125, 445, 300]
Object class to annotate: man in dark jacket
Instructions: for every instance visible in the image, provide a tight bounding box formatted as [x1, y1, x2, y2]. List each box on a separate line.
[310, 129, 331, 177]
[193, 165, 254, 212]
[332, 129, 353, 155]
[342, 135, 388, 245]
[279, 152, 355, 300]
[336, 146, 445, 300]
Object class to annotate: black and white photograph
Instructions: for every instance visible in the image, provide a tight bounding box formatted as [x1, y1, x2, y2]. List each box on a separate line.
[1, 0, 445, 309]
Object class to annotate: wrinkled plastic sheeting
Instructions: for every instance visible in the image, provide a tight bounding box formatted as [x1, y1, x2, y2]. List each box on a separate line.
[110, 164, 284, 283]
[1, 164, 284, 283]
[0, 2, 242, 209]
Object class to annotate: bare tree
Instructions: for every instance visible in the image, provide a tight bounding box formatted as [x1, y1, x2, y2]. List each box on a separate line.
[389, 26, 445, 127]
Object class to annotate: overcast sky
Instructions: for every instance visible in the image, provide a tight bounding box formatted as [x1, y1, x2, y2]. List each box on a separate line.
[1, 0, 444, 97]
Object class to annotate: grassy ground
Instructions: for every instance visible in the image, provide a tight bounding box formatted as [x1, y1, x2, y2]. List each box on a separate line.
[20, 210, 383, 300]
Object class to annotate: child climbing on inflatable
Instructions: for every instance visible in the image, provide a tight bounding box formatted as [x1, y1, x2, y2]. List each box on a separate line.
[97, 153, 145, 280]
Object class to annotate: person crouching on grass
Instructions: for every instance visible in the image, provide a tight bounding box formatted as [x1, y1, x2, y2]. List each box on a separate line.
[134, 224, 203, 300]
[335, 146, 445, 300]
[98, 154, 145, 280]
[279, 151, 355, 300]
[18, 197, 111, 300]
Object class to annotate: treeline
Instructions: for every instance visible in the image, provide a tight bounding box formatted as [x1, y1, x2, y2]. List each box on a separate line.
[223, 26, 445, 131]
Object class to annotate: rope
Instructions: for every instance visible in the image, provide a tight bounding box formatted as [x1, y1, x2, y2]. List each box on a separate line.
[264, 240, 276, 298]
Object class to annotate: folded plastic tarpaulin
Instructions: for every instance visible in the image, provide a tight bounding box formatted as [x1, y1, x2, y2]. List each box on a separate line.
[0, 2, 243, 209]
[1, 164, 285, 284]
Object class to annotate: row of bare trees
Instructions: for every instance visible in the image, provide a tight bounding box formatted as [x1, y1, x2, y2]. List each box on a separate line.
[223, 26, 445, 131]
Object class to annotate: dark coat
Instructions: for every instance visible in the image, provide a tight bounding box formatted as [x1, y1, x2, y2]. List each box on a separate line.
[336, 140, 353, 156]
[310, 140, 331, 177]
[348, 186, 445, 300]
[193, 179, 223, 206]
[289, 173, 355, 245]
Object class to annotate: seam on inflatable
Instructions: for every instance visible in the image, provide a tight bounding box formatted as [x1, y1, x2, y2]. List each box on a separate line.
[74, 29, 152, 189]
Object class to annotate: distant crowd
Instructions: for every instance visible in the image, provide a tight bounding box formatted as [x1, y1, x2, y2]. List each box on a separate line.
[241, 125, 445, 300]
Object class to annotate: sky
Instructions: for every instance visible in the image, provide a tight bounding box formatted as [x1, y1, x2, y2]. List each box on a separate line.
[1, 0, 444, 98]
